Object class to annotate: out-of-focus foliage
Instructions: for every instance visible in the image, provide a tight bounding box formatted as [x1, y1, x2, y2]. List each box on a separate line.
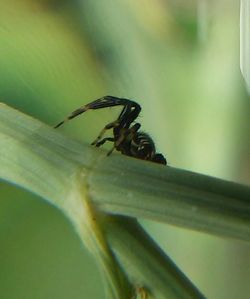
[0, 1, 249, 299]
[240, 0, 250, 93]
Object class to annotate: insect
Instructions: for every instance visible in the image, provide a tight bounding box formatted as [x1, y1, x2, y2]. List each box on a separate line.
[55, 96, 167, 165]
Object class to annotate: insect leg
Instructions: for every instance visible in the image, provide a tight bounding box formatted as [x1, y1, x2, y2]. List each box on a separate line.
[91, 120, 119, 145]
[95, 137, 115, 147]
[114, 123, 141, 151]
[130, 123, 141, 132]
[54, 96, 140, 128]
[117, 101, 141, 129]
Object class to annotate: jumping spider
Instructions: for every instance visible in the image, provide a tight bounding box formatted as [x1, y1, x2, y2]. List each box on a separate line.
[55, 96, 167, 165]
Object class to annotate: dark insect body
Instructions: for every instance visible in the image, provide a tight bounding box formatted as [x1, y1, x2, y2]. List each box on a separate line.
[55, 96, 167, 165]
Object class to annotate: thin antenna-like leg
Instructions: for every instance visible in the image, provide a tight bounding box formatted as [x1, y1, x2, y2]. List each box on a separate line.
[54, 96, 140, 128]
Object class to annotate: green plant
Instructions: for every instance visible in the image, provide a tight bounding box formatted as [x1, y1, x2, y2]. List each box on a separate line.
[1, 103, 249, 299]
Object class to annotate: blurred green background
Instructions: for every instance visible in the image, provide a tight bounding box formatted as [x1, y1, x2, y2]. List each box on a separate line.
[0, 0, 250, 298]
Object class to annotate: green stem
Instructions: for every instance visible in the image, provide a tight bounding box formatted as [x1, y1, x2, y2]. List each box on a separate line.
[1, 103, 250, 298]
[0, 103, 250, 242]
[89, 156, 250, 242]
[104, 216, 205, 299]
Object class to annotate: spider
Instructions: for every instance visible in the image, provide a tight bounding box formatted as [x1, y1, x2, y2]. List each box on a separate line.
[55, 96, 167, 165]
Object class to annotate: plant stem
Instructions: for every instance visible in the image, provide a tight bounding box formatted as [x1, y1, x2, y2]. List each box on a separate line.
[1, 103, 250, 298]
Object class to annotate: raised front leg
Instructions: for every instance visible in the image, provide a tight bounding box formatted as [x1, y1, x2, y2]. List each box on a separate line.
[54, 95, 140, 128]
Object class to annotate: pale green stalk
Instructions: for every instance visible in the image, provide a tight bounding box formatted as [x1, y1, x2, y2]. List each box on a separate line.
[1, 103, 250, 298]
